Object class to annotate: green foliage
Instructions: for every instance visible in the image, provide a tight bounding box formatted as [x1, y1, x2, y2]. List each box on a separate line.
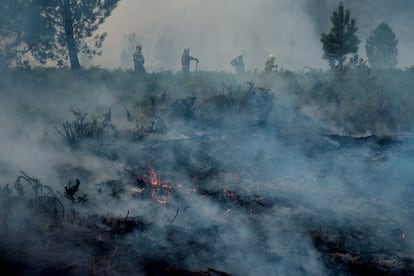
[321, 2, 360, 70]
[0, 0, 53, 68]
[366, 23, 398, 69]
[38, 0, 120, 71]
[0, 0, 119, 70]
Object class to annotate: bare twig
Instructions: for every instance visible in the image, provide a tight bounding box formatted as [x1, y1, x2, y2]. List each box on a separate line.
[171, 208, 180, 223]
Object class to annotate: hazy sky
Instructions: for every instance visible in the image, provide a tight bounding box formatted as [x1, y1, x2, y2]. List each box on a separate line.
[96, 0, 414, 72]
[97, 0, 325, 71]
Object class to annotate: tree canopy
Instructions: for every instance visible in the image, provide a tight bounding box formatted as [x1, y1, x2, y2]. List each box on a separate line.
[0, 0, 120, 71]
[366, 23, 398, 69]
[320, 2, 360, 70]
[39, 0, 120, 71]
[0, 0, 53, 68]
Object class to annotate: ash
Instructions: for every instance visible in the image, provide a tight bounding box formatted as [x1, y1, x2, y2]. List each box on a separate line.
[1, 71, 414, 275]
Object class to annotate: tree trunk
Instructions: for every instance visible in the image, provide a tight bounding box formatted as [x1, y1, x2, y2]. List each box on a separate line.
[63, 0, 81, 71]
[338, 55, 345, 70]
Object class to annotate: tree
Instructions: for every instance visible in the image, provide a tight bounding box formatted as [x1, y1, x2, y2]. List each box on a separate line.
[320, 2, 360, 70]
[39, 0, 120, 71]
[365, 23, 398, 69]
[0, 0, 52, 68]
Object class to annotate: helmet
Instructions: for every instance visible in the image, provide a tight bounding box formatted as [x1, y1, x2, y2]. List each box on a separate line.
[184, 47, 190, 52]
[238, 52, 243, 57]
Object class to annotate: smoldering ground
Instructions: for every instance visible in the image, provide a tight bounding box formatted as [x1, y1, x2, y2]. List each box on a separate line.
[2, 0, 414, 274]
[0, 68, 414, 275]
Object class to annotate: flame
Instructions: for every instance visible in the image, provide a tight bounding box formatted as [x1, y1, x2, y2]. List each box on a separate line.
[148, 168, 160, 186]
[137, 166, 174, 204]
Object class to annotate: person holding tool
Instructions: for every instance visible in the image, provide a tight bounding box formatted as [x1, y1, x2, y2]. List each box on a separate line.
[181, 47, 199, 75]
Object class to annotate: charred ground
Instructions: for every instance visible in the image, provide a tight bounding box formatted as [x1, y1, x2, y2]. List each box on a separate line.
[0, 67, 414, 275]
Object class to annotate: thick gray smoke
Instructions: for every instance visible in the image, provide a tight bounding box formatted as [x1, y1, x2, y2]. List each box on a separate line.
[98, 0, 324, 71]
[97, 0, 414, 71]
[305, 0, 414, 67]
[1, 68, 414, 274]
[1, 0, 414, 274]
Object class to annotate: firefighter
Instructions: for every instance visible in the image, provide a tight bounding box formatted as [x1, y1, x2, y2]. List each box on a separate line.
[230, 52, 245, 74]
[133, 45, 146, 75]
[181, 47, 198, 75]
[264, 54, 278, 74]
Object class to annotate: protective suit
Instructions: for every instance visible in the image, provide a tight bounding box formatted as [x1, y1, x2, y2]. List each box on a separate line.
[264, 55, 277, 74]
[181, 47, 198, 75]
[133, 45, 146, 75]
[231, 53, 245, 74]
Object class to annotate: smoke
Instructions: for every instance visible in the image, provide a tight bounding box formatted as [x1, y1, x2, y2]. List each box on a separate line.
[2, 1, 414, 274]
[97, 0, 325, 71]
[1, 67, 414, 274]
[96, 0, 414, 71]
[305, 0, 414, 67]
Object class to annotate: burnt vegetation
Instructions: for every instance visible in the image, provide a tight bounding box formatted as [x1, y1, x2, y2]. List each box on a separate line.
[55, 109, 116, 147]
[1, 68, 414, 275]
[1, 2, 414, 275]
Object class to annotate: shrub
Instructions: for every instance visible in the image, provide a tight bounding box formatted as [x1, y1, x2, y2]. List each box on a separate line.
[55, 109, 116, 147]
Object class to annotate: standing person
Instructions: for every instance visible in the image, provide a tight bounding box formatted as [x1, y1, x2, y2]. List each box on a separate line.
[264, 54, 278, 74]
[230, 52, 245, 74]
[181, 47, 198, 75]
[133, 45, 146, 75]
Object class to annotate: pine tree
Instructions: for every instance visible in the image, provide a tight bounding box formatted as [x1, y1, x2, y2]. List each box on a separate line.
[0, 0, 52, 68]
[320, 2, 360, 70]
[39, 0, 120, 71]
[366, 23, 398, 69]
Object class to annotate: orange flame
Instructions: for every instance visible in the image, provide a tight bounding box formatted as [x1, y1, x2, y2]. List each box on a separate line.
[148, 168, 160, 186]
[137, 166, 174, 204]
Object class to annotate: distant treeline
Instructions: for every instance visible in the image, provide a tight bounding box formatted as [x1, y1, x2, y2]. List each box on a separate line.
[0, 1, 412, 73]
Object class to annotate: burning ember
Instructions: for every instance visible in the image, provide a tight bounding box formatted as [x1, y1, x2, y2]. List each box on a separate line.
[137, 166, 175, 204]
[223, 187, 238, 200]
